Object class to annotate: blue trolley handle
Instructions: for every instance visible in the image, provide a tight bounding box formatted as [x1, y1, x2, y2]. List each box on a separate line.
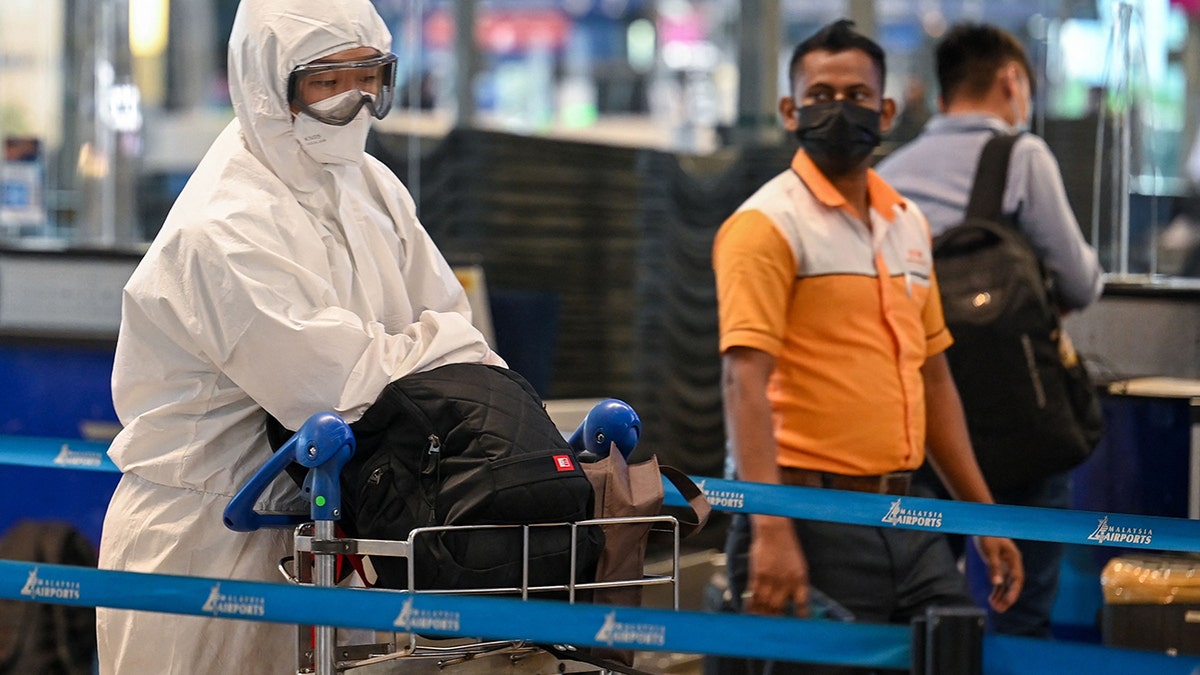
[223, 412, 356, 532]
[568, 398, 640, 460]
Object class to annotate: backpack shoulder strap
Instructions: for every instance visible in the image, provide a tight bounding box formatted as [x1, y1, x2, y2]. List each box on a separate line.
[964, 133, 1021, 222]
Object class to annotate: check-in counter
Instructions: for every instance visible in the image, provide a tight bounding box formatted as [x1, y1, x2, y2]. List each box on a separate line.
[1065, 277, 1200, 381]
[1064, 278, 1200, 518]
[1054, 281, 1200, 639]
[1082, 378, 1200, 654]
[0, 242, 140, 438]
[0, 243, 140, 546]
[1076, 377, 1200, 519]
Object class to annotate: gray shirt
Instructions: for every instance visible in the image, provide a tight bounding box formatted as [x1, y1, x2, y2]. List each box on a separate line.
[876, 113, 1104, 311]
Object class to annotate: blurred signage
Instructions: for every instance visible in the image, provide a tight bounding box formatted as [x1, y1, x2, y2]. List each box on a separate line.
[426, 9, 571, 53]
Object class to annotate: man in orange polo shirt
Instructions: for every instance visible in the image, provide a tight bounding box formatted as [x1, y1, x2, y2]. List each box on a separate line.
[712, 20, 1023, 672]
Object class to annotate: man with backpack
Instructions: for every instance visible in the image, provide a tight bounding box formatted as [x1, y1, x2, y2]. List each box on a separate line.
[876, 23, 1104, 638]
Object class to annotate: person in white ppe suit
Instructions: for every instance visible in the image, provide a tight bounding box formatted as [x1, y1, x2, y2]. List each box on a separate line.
[96, 1, 504, 673]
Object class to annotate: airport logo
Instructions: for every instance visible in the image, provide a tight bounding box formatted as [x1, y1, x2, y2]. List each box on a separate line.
[881, 499, 943, 528]
[1087, 516, 1153, 545]
[202, 583, 266, 617]
[394, 597, 461, 633]
[697, 480, 745, 509]
[594, 610, 666, 647]
[53, 444, 105, 468]
[20, 567, 81, 601]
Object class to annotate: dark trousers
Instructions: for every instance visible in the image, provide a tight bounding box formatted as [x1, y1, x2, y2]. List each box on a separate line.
[914, 465, 1071, 638]
[964, 472, 1071, 637]
[705, 512, 973, 674]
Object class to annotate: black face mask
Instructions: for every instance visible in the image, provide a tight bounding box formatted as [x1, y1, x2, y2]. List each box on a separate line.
[794, 100, 882, 177]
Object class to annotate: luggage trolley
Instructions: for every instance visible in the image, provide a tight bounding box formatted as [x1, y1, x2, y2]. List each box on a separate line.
[224, 402, 682, 675]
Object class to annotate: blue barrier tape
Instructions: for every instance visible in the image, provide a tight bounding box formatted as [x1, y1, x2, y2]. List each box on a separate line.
[984, 634, 1200, 675]
[3, 560, 1198, 675]
[1, 436, 1195, 553]
[0, 560, 908, 669]
[5, 436, 1198, 671]
[668, 476, 1200, 553]
[0, 435, 117, 473]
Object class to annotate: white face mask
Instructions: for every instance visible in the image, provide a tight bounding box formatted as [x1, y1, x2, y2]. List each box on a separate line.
[293, 92, 372, 165]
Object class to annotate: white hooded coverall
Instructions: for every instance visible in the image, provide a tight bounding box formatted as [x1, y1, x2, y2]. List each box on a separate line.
[96, 1, 501, 672]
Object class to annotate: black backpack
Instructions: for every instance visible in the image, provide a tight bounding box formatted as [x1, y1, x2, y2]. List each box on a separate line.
[0, 520, 97, 675]
[932, 134, 1102, 491]
[270, 363, 603, 591]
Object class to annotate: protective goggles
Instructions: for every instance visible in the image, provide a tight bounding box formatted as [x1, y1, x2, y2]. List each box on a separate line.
[287, 52, 397, 125]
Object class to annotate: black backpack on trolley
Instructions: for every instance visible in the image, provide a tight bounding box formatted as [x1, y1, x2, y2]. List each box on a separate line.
[932, 133, 1103, 491]
[269, 363, 603, 591]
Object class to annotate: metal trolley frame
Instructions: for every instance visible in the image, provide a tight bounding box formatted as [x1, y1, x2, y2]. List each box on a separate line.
[225, 407, 678, 675]
[287, 516, 681, 674]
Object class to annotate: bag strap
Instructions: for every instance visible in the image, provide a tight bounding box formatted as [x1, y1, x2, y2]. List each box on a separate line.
[962, 132, 1067, 316]
[659, 465, 711, 539]
[964, 133, 1021, 223]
